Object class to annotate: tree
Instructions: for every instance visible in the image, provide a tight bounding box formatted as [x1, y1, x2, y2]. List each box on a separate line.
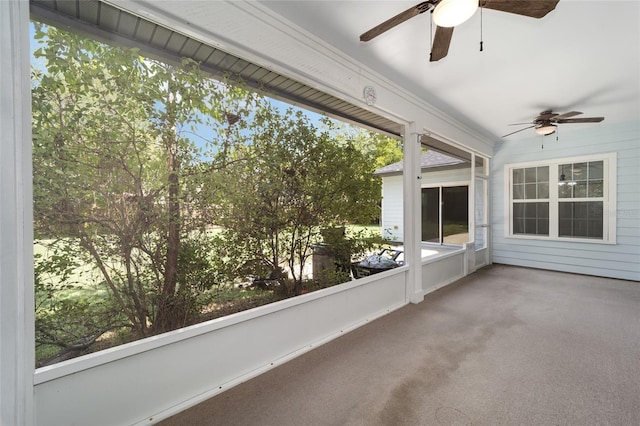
[31, 21, 389, 363]
[210, 106, 381, 295]
[31, 22, 256, 355]
[329, 122, 403, 170]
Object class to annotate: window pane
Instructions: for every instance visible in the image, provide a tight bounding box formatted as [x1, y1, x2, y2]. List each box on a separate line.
[558, 183, 572, 198]
[537, 166, 549, 182]
[558, 164, 570, 182]
[475, 156, 486, 177]
[589, 219, 604, 238]
[538, 218, 549, 235]
[559, 202, 573, 217]
[589, 161, 604, 179]
[513, 217, 524, 234]
[538, 202, 549, 217]
[574, 181, 587, 198]
[513, 202, 549, 236]
[524, 219, 537, 233]
[421, 187, 439, 243]
[524, 202, 537, 217]
[513, 168, 524, 184]
[571, 162, 587, 180]
[588, 180, 603, 197]
[442, 186, 469, 245]
[524, 167, 537, 183]
[537, 182, 549, 198]
[513, 183, 525, 200]
[525, 183, 537, 199]
[558, 201, 604, 239]
[513, 203, 525, 217]
[574, 219, 589, 237]
[574, 202, 588, 218]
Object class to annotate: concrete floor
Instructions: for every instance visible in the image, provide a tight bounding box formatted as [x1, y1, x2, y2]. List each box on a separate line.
[160, 264, 640, 426]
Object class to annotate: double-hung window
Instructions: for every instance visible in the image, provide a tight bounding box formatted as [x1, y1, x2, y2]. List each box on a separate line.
[512, 165, 550, 236]
[506, 153, 616, 243]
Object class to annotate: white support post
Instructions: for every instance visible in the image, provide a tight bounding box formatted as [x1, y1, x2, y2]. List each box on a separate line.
[470, 152, 476, 245]
[403, 124, 423, 304]
[1, 1, 35, 424]
[467, 152, 476, 275]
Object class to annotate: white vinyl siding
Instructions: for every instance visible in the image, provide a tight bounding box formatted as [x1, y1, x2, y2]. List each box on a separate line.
[492, 122, 640, 281]
[380, 175, 404, 241]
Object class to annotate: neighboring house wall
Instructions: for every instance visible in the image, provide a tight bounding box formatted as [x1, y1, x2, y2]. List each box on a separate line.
[381, 174, 404, 241]
[491, 121, 640, 281]
[380, 167, 471, 242]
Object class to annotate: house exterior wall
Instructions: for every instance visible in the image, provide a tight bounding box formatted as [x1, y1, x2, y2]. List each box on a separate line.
[381, 167, 472, 242]
[491, 121, 640, 281]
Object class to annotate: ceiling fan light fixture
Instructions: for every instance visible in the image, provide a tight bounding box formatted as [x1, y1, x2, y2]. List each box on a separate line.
[535, 124, 557, 136]
[432, 0, 479, 27]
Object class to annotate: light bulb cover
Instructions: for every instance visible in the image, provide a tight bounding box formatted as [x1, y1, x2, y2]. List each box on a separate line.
[535, 124, 557, 135]
[433, 0, 479, 28]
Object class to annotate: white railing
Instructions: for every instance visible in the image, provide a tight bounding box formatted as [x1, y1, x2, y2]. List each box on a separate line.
[34, 244, 478, 425]
[421, 247, 466, 295]
[34, 270, 408, 425]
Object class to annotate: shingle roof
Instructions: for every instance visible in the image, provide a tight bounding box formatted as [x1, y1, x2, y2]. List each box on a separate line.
[374, 151, 465, 176]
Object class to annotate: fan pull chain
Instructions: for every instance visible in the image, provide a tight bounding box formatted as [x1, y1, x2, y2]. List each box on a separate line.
[480, 1, 484, 52]
[429, 10, 434, 61]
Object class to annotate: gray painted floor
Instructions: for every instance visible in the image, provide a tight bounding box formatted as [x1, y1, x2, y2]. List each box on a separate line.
[160, 265, 640, 425]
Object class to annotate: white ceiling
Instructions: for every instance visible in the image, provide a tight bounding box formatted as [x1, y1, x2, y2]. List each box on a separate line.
[261, 0, 640, 142]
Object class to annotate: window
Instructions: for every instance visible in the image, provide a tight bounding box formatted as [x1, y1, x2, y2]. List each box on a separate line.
[558, 161, 604, 239]
[505, 154, 616, 243]
[512, 166, 550, 236]
[421, 185, 469, 245]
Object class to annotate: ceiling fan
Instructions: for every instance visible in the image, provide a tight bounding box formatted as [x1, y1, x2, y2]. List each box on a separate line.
[502, 111, 605, 138]
[360, 0, 559, 62]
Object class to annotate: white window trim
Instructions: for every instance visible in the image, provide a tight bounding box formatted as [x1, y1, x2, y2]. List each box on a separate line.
[503, 152, 617, 244]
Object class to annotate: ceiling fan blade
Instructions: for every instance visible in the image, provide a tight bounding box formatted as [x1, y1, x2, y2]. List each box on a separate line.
[481, 0, 559, 19]
[502, 125, 536, 138]
[430, 26, 454, 62]
[551, 111, 582, 121]
[360, 1, 434, 42]
[557, 117, 605, 123]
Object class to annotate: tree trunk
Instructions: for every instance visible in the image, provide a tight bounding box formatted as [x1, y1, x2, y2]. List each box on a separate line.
[154, 80, 183, 333]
